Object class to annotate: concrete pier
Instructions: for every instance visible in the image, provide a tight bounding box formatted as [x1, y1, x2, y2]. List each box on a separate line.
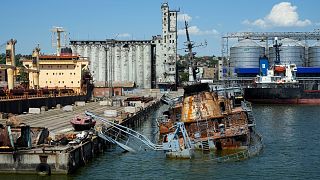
[0, 136, 103, 174]
[0, 93, 168, 175]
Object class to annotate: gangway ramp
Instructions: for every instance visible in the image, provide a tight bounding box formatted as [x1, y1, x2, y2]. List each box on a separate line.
[85, 111, 164, 152]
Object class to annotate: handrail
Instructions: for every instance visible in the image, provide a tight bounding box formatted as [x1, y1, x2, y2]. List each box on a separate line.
[85, 111, 163, 151]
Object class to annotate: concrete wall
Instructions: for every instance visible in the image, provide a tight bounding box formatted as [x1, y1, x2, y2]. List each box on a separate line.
[0, 136, 102, 174]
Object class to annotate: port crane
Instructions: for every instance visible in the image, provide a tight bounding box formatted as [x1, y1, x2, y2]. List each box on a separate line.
[0, 39, 40, 90]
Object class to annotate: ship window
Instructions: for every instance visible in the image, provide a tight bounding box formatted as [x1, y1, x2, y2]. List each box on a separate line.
[49, 81, 51, 83]
[62, 81, 64, 83]
[46, 81, 47, 83]
[172, 40, 174, 43]
[78, 81, 80, 83]
[53, 73, 55, 75]
[70, 73, 72, 75]
[46, 73, 48, 75]
[219, 102, 226, 112]
[71, 81, 73, 83]
[74, 73, 76, 75]
[58, 81, 60, 83]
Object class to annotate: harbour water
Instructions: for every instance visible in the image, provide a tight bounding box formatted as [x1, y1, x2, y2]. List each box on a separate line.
[1, 104, 320, 179]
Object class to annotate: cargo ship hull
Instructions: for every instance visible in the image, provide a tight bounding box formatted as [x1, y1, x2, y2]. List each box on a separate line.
[244, 87, 320, 104]
[0, 95, 90, 114]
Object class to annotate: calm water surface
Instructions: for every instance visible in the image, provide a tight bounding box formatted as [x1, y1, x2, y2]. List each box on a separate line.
[1, 104, 320, 180]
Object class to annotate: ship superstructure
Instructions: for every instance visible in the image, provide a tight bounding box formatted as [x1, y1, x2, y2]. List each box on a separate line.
[244, 38, 320, 104]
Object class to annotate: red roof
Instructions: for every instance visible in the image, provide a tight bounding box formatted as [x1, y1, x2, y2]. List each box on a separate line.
[39, 55, 80, 60]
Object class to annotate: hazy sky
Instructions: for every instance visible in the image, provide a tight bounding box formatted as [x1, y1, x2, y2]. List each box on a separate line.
[1, 0, 319, 56]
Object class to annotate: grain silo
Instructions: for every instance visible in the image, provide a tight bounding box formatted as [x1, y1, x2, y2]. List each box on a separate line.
[308, 41, 320, 67]
[230, 39, 265, 68]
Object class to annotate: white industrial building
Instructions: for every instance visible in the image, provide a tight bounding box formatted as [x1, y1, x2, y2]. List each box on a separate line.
[70, 3, 178, 89]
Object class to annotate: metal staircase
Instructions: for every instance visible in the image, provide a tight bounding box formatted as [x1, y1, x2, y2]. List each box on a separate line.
[85, 111, 163, 152]
[201, 139, 210, 152]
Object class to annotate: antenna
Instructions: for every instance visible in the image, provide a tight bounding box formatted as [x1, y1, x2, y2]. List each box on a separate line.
[182, 21, 206, 82]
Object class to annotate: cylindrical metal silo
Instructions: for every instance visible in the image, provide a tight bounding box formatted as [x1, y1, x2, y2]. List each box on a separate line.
[98, 45, 106, 82]
[230, 39, 265, 68]
[139, 45, 145, 87]
[70, 45, 77, 56]
[120, 45, 129, 82]
[136, 45, 143, 88]
[91, 45, 98, 82]
[131, 45, 137, 84]
[308, 41, 320, 67]
[269, 38, 305, 66]
[128, 45, 133, 82]
[144, 44, 151, 89]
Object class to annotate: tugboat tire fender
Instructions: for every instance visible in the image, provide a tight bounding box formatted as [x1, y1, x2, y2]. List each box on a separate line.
[36, 163, 51, 176]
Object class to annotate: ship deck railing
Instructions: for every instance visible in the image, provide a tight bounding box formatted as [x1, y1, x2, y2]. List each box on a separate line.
[0, 93, 86, 101]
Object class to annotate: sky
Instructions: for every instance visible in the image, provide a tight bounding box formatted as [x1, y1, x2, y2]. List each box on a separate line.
[1, 0, 320, 56]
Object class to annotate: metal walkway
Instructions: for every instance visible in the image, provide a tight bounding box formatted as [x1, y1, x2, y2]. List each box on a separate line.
[85, 111, 164, 152]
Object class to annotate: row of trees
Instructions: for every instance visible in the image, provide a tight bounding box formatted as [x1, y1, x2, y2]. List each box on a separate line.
[0, 53, 28, 84]
[0, 53, 24, 66]
[176, 55, 219, 83]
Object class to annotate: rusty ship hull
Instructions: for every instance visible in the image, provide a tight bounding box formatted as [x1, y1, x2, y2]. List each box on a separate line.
[160, 83, 255, 151]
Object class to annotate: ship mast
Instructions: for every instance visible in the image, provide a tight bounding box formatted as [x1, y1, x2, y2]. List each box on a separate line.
[273, 37, 282, 65]
[185, 20, 197, 82]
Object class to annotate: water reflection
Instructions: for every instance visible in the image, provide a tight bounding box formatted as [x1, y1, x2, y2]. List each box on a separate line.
[1, 105, 320, 179]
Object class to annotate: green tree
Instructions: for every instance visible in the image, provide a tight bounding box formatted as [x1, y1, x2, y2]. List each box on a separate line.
[179, 72, 189, 83]
[15, 54, 23, 67]
[0, 53, 5, 64]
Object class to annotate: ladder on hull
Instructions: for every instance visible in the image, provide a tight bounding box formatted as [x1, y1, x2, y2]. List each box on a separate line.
[201, 140, 210, 152]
